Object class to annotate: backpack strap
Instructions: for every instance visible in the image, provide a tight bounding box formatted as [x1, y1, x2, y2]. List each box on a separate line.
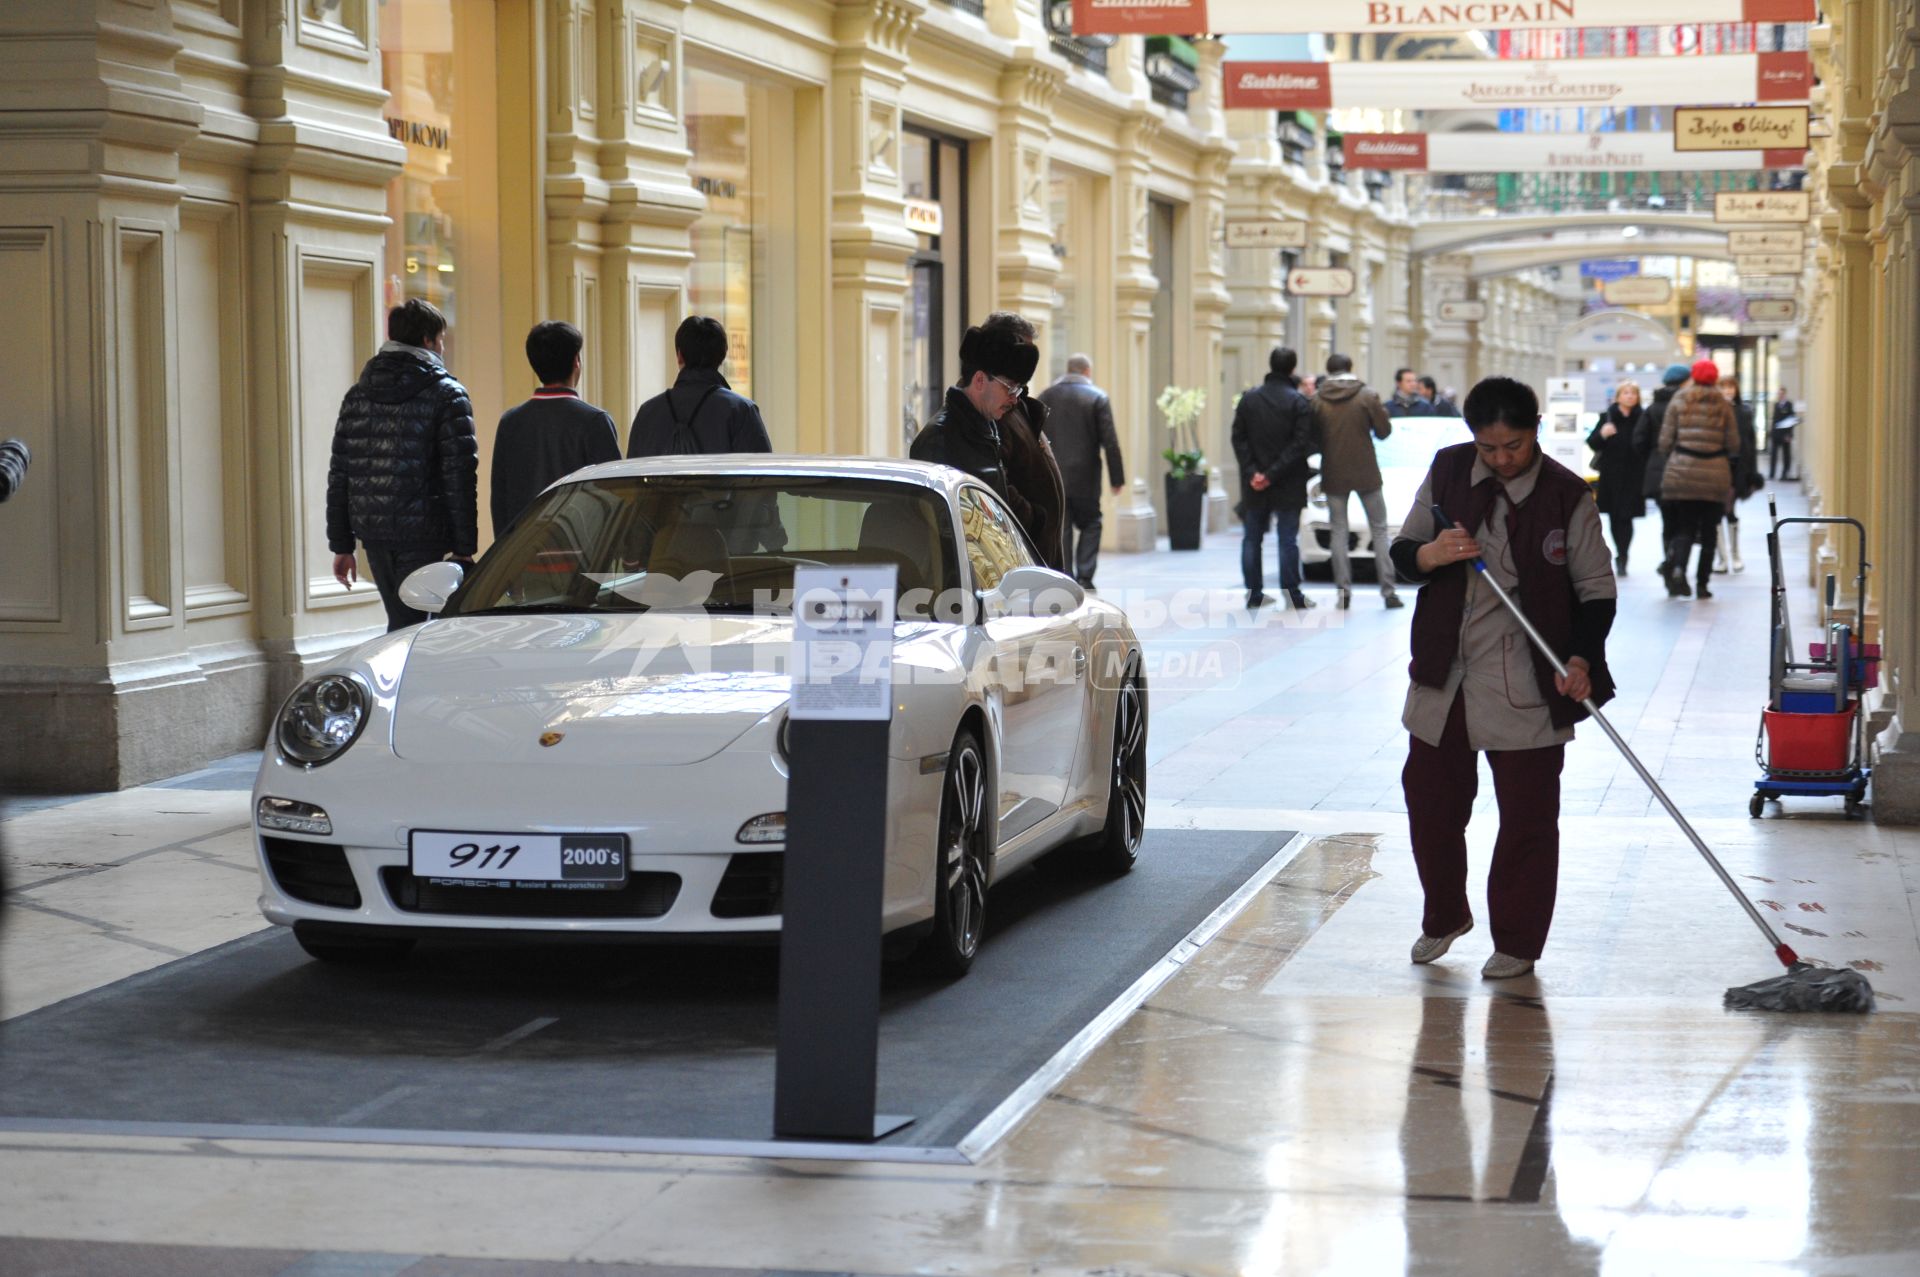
[665, 383, 722, 452]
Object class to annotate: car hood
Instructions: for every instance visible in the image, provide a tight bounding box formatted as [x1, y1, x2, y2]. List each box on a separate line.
[392, 612, 895, 765]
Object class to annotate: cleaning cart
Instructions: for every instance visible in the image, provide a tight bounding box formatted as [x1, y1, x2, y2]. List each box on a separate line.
[1752, 499, 1874, 817]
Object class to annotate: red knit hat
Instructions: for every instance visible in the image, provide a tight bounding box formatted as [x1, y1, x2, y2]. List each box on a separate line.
[1691, 358, 1721, 385]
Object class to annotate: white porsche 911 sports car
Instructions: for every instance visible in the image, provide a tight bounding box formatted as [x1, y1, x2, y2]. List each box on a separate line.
[254, 457, 1146, 976]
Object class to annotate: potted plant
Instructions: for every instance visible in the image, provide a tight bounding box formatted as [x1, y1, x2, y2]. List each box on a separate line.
[1158, 384, 1208, 550]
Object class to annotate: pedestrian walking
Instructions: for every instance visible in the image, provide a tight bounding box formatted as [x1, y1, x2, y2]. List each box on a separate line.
[1389, 367, 1434, 417]
[628, 316, 772, 458]
[1390, 376, 1618, 981]
[1769, 386, 1798, 481]
[1311, 352, 1402, 609]
[490, 321, 621, 535]
[325, 298, 478, 633]
[1231, 346, 1318, 611]
[1657, 359, 1740, 601]
[975, 312, 1068, 575]
[1713, 375, 1761, 574]
[1633, 363, 1690, 580]
[1585, 380, 1646, 576]
[1037, 353, 1125, 588]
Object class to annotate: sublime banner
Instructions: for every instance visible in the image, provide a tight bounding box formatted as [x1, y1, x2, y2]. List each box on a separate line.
[1224, 52, 1811, 111]
[1073, 0, 1815, 36]
[1341, 130, 1805, 172]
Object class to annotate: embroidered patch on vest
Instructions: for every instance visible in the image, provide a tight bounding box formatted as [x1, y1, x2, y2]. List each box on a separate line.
[1542, 528, 1568, 565]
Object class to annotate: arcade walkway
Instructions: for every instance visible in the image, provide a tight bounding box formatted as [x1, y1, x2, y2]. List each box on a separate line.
[2, 484, 1916, 1277]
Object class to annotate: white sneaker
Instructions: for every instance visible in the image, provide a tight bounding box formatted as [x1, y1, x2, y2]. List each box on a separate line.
[1481, 952, 1536, 980]
[1411, 917, 1473, 964]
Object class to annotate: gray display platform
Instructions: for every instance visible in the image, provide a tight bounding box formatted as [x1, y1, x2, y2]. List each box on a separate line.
[0, 829, 1300, 1162]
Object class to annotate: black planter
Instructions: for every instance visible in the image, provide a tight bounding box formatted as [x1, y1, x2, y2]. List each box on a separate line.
[1164, 471, 1208, 550]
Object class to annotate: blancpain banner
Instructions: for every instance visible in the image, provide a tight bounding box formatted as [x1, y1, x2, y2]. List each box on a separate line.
[1074, 0, 1814, 37]
[1340, 130, 1805, 174]
[1225, 52, 1810, 112]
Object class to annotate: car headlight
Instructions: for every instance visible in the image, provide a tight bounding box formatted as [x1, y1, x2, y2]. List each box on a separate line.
[276, 674, 371, 767]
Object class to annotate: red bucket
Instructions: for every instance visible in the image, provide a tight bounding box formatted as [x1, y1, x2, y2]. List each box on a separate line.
[1763, 707, 1855, 773]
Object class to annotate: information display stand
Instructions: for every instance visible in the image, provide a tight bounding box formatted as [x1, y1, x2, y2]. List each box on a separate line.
[773, 566, 913, 1142]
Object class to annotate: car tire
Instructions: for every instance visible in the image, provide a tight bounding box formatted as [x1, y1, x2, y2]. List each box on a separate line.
[1088, 663, 1148, 876]
[293, 921, 417, 965]
[923, 726, 990, 978]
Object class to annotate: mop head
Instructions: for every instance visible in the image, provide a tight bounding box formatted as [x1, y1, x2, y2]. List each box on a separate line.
[1723, 962, 1876, 1013]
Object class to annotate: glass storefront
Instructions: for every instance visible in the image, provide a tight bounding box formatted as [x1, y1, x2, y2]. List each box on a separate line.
[687, 67, 798, 406]
[903, 128, 967, 446]
[379, 0, 499, 380]
[1048, 171, 1086, 385]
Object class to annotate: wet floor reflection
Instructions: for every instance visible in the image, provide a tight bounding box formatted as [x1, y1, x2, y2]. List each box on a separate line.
[1398, 995, 1600, 1272]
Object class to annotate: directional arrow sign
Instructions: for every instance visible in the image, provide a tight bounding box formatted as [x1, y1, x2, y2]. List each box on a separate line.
[1438, 300, 1487, 322]
[1747, 299, 1798, 322]
[1286, 267, 1355, 297]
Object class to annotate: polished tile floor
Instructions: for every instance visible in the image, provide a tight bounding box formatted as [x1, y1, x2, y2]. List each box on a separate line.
[3, 483, 1916, 1276]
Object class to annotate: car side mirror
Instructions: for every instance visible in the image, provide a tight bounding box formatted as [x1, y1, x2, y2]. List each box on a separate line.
[990, 565, 1085, 618]
[398, 560, 466, 615]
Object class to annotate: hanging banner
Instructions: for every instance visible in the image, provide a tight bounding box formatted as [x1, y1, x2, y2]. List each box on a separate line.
[1673, 105, 1810, 152]
[1224, 52, 1809, 112]
[1341, 131, 1804, 173]
[1746, 298, 1798, 321]
[1437, 300, 1487, 322]
[1602, 276, 1673, 305]
[1728, 228, 1803, 254]
[1072, 1, 1816, 37]
[1225, 219, 1309, 249]
[1286, 267, 1356, 297]
[1714, 190, 1812, 222]
[1735, 252, 1804, 274]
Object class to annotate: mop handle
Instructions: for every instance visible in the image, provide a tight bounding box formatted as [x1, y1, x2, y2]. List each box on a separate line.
[1428, 504, 1797, 966]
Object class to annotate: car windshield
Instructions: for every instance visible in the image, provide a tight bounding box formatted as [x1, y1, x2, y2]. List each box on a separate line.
[446, 475, 962, 619]
[1373, 417, 1467, 470]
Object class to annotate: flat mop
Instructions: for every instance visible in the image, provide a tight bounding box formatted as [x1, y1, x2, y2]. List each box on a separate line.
[1430, 506, 1875, 1014]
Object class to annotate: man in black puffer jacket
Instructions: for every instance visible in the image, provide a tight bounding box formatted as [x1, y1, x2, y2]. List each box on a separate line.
[326, 298, 479, 632]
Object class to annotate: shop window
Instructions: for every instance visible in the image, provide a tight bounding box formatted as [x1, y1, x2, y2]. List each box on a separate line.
[1144, 36, 1201, 112]
[1147, 197, 1177, 456]
[903, 128, 968, 447]
[1044, 3, 1113, 76]
[380, 0, 502, 384]
[687, 67, 797, 412]
[1278, 113, 1315, 168]
[1048, 168, 1095, 385]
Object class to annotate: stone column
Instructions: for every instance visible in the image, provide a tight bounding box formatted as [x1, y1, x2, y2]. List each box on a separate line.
[1421, 254, 1474, 395]
[0, 0, 399, 790]
[1190, 41, 1235, 534]
[827, 0, 922, 457]
[1110, 108, 1161, 551]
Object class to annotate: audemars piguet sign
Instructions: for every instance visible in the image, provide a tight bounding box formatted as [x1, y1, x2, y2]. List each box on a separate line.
[1073, 0, 1813, 36]
[1225, 53, 1809, 112]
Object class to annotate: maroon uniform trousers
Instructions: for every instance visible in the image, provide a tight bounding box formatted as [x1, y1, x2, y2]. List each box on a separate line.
[1402, 692, 1566, 960]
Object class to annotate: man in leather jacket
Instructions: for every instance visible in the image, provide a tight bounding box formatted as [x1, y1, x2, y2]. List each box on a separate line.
[326, 298, 479, 632]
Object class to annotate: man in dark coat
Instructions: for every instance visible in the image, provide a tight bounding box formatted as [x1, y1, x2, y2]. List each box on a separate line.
[1633, 362, 1691, 582]
[1389, 368, 1434, 417]
[627, 316, 773, 457]
[910, 322, 1035, 525]
[491, 320, 621, 535]
[326, 298, 479, 632]
[977, 312, 1067, 574]
[1232, 346, 1319, 610]
[1037, 353, 1125, 587]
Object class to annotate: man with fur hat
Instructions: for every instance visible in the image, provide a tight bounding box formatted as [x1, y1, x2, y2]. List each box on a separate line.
[1657, 359, 1741, 600]
[910, 314, 1066, 570]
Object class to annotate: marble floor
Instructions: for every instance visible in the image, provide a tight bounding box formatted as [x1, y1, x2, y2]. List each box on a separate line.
[3, 483, 1917, 1277]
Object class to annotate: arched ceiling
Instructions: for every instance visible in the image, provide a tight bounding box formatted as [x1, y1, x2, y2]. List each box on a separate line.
[1466, 236, 1735, 280]
[1412, 211, 1724, 257]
